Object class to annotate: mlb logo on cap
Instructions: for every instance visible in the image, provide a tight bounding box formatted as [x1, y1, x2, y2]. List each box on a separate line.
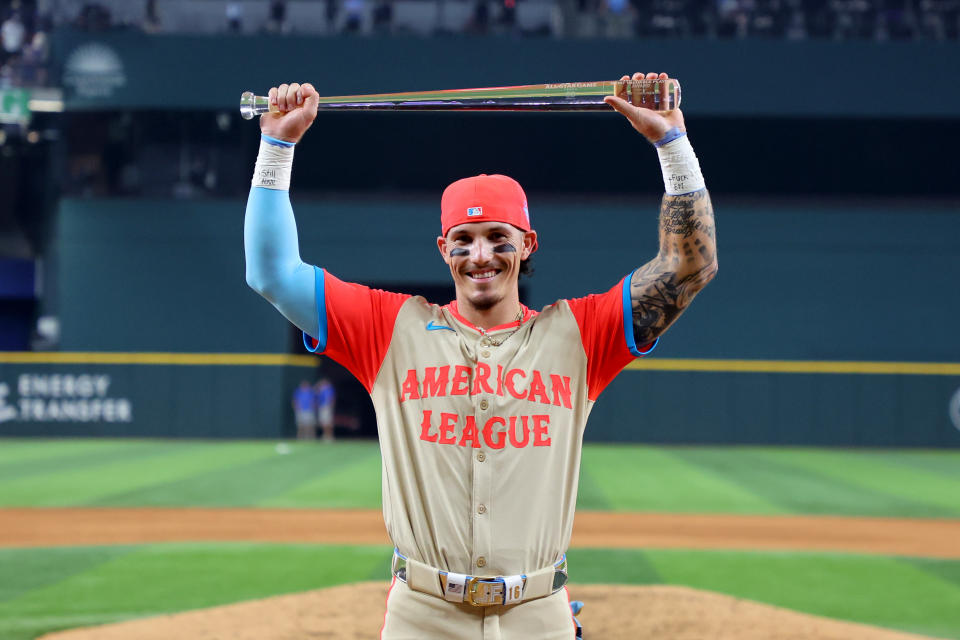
[467, 207, 483, 217]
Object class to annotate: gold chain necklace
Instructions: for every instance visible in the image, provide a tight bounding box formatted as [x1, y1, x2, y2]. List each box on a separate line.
[477, 307, 524, 347]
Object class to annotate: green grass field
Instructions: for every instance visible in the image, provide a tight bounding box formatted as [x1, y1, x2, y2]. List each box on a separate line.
[1, 439, 959, 640]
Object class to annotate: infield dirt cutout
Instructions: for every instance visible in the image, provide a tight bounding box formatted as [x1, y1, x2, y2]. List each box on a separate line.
[6, 508, 957, 640]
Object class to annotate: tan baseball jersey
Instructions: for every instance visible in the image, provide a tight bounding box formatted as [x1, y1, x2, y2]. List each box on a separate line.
[304, 268, 655, 578]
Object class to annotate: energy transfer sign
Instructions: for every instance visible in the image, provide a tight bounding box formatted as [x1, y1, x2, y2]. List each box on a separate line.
[62, 42, 126, 99]
[0, 88, 30, 124]
[0, 374, 132, 424]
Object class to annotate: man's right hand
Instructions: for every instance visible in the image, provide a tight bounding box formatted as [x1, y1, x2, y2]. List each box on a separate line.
[260, 82, 320, 144]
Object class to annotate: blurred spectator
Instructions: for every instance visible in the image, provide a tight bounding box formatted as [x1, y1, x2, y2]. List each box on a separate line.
[467, 0, 491, 33]
[16, 29, 45, 85]
[226, 1, 243, 33]
[325, 0, 340, 32]
[15, 0, 959, 41]
[266, 0, 288, 33]
[314, 379, 336, 442]
[1, 10, 26, 65]
[372, 0, 393, 33]
[715, 0, 749, 37]
[498, 0, 517, 31]
[602, 0, 634, 37]
[143, 0, 161, 33]
[344, 0, 365, 32]
[74, 2, 112, 30]
[292, 380, 317, 440]
[878, 0, 918, 39]
[784, 7, 806, 36]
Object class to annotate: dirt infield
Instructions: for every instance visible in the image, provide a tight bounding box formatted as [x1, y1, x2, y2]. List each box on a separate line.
[38, 582, 948, 640]
[11, 508, 959, 639]
[4, 507, 960, 558]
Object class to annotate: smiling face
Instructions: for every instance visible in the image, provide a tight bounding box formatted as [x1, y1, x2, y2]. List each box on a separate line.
[437, 221, 537, 313]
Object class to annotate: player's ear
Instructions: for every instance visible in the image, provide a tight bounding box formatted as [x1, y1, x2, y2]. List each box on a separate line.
[437, 236, 450, 265]
[521, 230, 538, 259]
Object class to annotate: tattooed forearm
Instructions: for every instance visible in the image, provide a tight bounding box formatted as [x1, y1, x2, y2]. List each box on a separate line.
[661, 195, 713, 238]
[631, 189, 717, 344]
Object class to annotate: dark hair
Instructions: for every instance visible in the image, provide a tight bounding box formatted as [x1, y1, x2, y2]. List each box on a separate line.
[519, 257, 534, 278]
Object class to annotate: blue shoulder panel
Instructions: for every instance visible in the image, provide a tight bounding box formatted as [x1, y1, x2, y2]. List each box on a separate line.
[622, 269, 659, 357]
[302, 266, 328, 353]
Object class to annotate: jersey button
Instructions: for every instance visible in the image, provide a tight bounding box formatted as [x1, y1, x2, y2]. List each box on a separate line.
[476, 557, 486, 568]
[479, 399, 489, 410]
[476, 452, 486, 462]
[480, 338, 492, 347]
[481, 350, 491, 358]
[478, 504, 486, 514]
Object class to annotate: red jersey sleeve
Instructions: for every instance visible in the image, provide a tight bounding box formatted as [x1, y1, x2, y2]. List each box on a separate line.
[566, 272, 658, 401]
[302, 268, 411, 392]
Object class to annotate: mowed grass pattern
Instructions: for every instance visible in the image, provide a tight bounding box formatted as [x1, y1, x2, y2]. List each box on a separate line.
[1, 439, 959, 515]
[1, 439, 959, 640]
[0, 544, 958, 640]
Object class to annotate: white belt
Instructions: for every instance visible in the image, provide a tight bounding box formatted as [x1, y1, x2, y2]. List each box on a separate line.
[391, 549, 568, 607]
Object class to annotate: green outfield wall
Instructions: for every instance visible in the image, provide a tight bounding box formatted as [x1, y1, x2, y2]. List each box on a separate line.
[3, 196, 956, 444]
[2, 356, 957, 445]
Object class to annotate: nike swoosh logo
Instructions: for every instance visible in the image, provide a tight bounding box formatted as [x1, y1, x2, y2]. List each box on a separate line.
[426, 321, 456, 332]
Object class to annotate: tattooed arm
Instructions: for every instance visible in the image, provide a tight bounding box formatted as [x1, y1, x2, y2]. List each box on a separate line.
[630, 190, 717, 344]
[604, 71, 718, 345]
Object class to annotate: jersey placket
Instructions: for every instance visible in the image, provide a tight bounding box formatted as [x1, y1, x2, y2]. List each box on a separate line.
[472, 332, 495, 574]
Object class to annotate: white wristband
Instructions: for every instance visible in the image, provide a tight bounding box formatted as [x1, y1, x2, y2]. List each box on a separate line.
[252, 136, 295, 190]
[656, 134, 705, 195]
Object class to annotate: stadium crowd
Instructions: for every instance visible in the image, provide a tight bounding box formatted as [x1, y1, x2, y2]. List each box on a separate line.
[0, 0, 49, 87]
[1, 0, 956, 88]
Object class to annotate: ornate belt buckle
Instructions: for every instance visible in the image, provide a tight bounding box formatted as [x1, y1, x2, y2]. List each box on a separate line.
[466, 577, 504, 607]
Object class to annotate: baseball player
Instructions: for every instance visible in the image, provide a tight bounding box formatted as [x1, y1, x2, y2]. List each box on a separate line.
[245, 72, 716, 639]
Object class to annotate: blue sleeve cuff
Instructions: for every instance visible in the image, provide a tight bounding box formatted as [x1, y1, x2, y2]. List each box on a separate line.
[303, 266, 328, 353]
[262, 134, 295, 148]
[621, 269, 659, 357]
[653, 127, 686, 148]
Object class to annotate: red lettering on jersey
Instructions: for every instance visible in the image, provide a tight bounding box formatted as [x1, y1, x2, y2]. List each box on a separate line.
[459, 416, 481, 448]
[504, 369, 527, 400]
[495, 365, 505, 397]
[508, 415, 530, 448]
[482, 416, 507, 449]
[550, 375, 573, 409]
[450, 366, 471, 396]
[438, 412, 458, 444]
[422, 366, 450, 398]
[419, 410, 437, 442]
[527, 370, 551, 405]
[471, 362, 495, 396]
[400, 369, 420, 402]
[532, 414, 551, 446]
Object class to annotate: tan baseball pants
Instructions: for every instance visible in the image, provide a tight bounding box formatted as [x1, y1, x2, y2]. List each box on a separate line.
[380, 578, 577, 640]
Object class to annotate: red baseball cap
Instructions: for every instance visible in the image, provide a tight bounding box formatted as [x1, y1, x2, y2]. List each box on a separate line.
[441, 174, 538, 253]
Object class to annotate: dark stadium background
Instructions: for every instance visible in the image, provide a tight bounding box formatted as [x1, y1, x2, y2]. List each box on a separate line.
[1, 0, 958, 445]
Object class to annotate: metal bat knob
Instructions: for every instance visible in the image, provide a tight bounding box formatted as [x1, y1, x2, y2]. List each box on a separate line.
[240, 91, 275, 120]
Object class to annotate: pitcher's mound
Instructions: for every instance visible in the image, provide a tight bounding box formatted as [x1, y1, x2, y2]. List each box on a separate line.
[39, 582, 944, 640]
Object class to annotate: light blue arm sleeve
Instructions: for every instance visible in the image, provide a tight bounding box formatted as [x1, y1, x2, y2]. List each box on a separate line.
[244, 186, 319, 339]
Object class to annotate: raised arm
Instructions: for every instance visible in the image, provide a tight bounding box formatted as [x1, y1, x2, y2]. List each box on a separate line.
[244, 82, 322, 337]
[605, 72, 718, 345]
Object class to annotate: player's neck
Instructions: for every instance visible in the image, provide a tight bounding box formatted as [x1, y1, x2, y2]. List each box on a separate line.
[455, 293, 522, 331]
